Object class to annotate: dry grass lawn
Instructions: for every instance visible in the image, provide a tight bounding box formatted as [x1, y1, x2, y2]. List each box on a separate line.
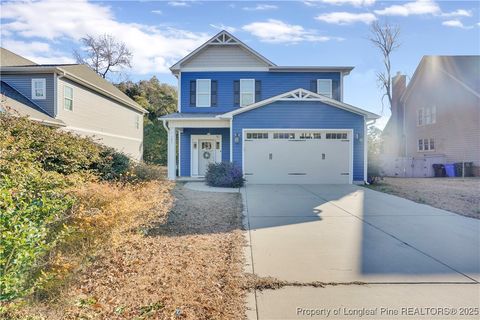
[4, 182, 246, 320]
[367, 177, 480, 219]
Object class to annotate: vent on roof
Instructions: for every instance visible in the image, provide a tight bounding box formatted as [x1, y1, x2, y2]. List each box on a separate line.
[210, 32, 239, 45]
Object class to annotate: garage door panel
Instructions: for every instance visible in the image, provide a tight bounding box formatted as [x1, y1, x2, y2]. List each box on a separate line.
[244, 130, 351, 184]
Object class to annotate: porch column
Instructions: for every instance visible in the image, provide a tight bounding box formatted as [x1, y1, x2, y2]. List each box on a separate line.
[167, 125, 176, 180]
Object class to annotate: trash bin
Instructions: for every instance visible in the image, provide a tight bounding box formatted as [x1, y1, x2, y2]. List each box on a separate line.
[445, 163, 455, 177]
[464, 162, 474, 177]
[454, 162, 463, 177]
[432, 164, 445, 177]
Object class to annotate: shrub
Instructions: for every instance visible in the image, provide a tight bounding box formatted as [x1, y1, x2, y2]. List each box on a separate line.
[130, 163, 166, 181]
[92, 147, 131, 181]
[205, 162, 244, 188]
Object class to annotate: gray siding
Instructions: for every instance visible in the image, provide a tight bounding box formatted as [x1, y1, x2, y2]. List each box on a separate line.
[181, 45, 269, 69]
[57, 78, 144, 160]
[0, 73, 55, 116]
[404, 68, 480, 166]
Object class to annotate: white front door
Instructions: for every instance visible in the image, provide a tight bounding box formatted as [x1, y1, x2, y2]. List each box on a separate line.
[244, 130, 352, 184]
[198, 139, 215, 175]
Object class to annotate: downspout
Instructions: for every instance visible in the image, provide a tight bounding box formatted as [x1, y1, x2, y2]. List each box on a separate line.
[364, 119, 377, 185]
[162, 119, 169, 132]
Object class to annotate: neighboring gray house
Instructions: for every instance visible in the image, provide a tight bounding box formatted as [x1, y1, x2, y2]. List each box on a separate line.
[0, 48, 147, 160]
[381, 55, 480, 177]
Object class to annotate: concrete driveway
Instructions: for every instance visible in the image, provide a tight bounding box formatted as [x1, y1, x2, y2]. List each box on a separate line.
[243, 184, 480, 319]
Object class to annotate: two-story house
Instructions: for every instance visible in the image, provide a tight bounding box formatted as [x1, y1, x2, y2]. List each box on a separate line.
[160, 31, 379, 184]
[382, 55, 480, 177]
[0, 48, 147, 160]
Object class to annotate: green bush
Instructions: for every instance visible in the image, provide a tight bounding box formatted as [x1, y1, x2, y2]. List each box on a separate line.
[92, 147, 131, 181]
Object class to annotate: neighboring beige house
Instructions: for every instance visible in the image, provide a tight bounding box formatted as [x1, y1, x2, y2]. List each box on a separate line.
[0, 48, 147, 160]
[382, 55, 480, 176]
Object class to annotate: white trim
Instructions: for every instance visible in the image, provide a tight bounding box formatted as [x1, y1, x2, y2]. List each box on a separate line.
[178, 71, 181, 112]
[180, 67, 269, 72]
[196, 79, 211, 107]
[229, 118, 233, 162]
[317, 79, 333, 98]
[170, 30, 275, 72]
[53, 73, 58, 116]
[240, 78, 255, 107]
[340, 72, 344, 102]
[31, 78, 46, 100]
[161, 119, 229, 128]
[241, 128, 354, 184]
[167, 125, 176, 180]
[63, 126, 143, 142]
[190, 134, 222, 177]
[63, 84, 74, 111]
[218, 88, 380, 120]
[178, 130, 181, 177]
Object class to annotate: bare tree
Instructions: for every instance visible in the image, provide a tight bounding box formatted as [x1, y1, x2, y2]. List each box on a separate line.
[74, 34, 132, 79]
[369, 21, 401, 111]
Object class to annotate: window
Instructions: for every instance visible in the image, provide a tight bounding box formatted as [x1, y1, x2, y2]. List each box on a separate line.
[317, 79, 332, 98]
[417, 108, 423, 126]
[326, 132, 348, 139]
[64, 85, 73, 111]
[246, 132, 268, 139]
[32, 78, 46, 100]
[299, 132, 321, 139]
[196, 79, 211, 107]
[135, 114, 140, 129]
[418, 106, 436, 126]
[240, 79, 255, 107]
[418, 138, 435, 151]
[273, 132, 295, 139]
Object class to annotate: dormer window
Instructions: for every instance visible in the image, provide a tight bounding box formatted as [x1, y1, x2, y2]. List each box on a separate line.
[32, 78, 46, 100]
[196, 79, 211, 107]
[317, 79, 332, 98]
[240, 79, 255, 107]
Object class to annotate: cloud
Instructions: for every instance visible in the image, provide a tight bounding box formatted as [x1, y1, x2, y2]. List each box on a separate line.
[242, 4, 278, 11]
[0, 0, 209, 74]
[167, 1, 190, 7]
[442, 20, 473, 29]
[1, 39, 75, 64]
[374, 0, 440, 16]
[209, 24, 237, 33]
[151, 10, 163, 15]
[242, 19, 342, 43]
[441, 9, 472, 18]
[316, 12, 377, 24]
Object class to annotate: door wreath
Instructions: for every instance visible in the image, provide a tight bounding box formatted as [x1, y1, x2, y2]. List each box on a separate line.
[203, 151, 211, 159]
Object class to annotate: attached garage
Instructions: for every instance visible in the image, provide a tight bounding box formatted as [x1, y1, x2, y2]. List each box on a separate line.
[243, 129, 352, 184]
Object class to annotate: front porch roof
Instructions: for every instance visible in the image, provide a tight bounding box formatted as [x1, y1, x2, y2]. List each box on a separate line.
[159, 112, 223, 120]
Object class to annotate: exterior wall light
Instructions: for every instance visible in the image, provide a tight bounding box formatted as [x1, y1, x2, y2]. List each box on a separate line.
[234, 133, 240, 144]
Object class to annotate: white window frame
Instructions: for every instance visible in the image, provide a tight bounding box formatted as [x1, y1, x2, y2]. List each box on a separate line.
[431, 105, 436, 124]
[63, 85, 73, 111]
[196, 79, 211, 107]
[31, 78, 46, 100]
[135, 114, 140, 129]
[418, 138, 435, 152]
[417, 108, 424, 126]
[240, 79, 255, 107]
[317, 79, 332, 98]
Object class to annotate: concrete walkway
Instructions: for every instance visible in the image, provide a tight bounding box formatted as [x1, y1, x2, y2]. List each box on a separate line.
[243, 184, 480, 319]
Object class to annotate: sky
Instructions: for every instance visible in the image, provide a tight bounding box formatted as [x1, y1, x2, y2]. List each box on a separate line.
[1, 0, 479, 128]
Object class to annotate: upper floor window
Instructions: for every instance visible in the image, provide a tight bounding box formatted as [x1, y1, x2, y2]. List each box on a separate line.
[135, 114, 140, 129]
[317, 79, 332, 98]
[240, 79, 255, 107]
[31, 78, 46, 100]
[196, 79, 211, 107]
[64, 85, 73, 111]
[417, 106, 436, 126]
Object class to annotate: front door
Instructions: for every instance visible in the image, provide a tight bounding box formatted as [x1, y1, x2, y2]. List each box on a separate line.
[198, 140, 215, 175]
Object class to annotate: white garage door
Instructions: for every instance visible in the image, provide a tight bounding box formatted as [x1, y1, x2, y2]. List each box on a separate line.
[244, 130, 352, 184]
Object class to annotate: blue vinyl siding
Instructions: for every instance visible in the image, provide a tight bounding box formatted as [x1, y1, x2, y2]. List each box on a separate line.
[0, 73, 55, 116]
[180, 128, 230, 176]
[232, 101, 365, 181]
[181, 71, 341, 113]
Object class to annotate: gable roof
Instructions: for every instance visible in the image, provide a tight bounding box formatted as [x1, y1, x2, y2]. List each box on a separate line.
[402, 55, 480, 102]
[170, 30, 275, 74]
[218, 88, 380, 120]
[0, 48, 37, 67]
[1, 81, 65, 127]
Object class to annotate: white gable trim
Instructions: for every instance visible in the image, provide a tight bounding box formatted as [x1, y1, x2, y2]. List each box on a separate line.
[170, 30, 275, 73]
[217, 88, 380, 120]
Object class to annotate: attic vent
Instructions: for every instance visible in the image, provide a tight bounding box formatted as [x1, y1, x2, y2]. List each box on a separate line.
[210, 32, 239, 45]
